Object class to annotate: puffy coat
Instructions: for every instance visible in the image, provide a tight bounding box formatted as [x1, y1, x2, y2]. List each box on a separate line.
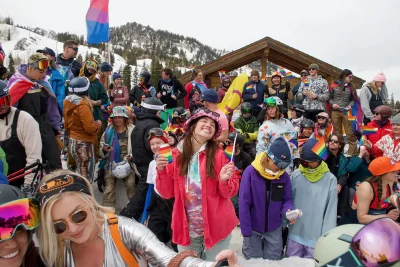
[366, 120, 392, 158]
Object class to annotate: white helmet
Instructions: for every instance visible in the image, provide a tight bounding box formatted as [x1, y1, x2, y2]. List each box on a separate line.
[272, 96, 283, 105]
[111, 160, 131, 179]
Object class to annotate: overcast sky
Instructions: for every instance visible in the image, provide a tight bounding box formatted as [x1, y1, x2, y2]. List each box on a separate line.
[3, 0, 400, 99]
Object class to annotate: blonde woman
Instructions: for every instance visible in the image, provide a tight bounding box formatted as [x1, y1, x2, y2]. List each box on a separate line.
[360, 72, 388, 124]
[35, 170, 240, 267]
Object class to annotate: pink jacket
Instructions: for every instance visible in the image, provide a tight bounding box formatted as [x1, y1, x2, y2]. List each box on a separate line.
[156, 147, 239, 249]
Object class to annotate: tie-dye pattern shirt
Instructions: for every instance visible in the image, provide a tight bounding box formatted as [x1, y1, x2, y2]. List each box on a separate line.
[184, 144, 206, 237]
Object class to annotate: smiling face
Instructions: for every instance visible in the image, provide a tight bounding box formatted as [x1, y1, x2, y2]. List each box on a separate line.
[0, 229, 29, 267]
[250, 75, 258, 82]
[51, 193, 96, 244]
[193, 117, 216, 141]
[317, 115, 328, 125]
[272, 76, 281, 85]
[302, 127, 313, 138]
[149, 137, 165, 155]
[112, 116, 125, 128]
[194, 72, 203, 82]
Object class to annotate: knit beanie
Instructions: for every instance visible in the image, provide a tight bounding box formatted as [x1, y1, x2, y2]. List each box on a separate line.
[373, 72, 386, 83]
[308, 63, 319, 71]
[250, 70, 260, 78]
[301, 138, 322, 162]
[391, 113, 400, 125]
[267, 137, 292, 169]
[112, 72, 122, 81]
[100, 62, 113, 72]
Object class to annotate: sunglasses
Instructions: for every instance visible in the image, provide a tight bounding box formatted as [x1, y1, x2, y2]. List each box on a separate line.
[192, 107, 220, 118]
[146, 128, 165, 141]
[348, 75, 353, 79]
[317, 116, 327, 120]
[301, 74, 308, 77]
[320, 218, 400, 267]
[374, 112, 380, 116]
[0, 198, 40, 241]
[53, 207, 89, 234]
[0, 94, 10, 106]
[329, 139, 339, 144]
[69, 47, 79, 52]
[308, 68, 317, 71]
[30, 59, 50, 70]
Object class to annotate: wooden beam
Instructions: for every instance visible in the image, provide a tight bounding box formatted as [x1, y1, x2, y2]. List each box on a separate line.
[261, 48, 269, 78]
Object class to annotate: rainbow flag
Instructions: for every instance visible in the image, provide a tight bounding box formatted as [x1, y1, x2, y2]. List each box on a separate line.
[159, 145, 173, 163]
[347, 110, 356, 121]
[279, 67, 286, 76]
[86, 0, 110, 44]
[245, 84, 254, 91]
[361, 126, 378, 135]
[298, 138, 308, 147]
[286, 72, 294, 80]
[289, 139, 298, 148]
[188, 65, 195, 70]
[260, 75, 267, 83]
[304, 79, 310, 87]
[312, 138, 328, 160]
[224, 145, 234, 161]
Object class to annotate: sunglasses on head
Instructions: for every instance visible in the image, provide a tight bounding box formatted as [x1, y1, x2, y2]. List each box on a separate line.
[317, 116, 327, 120]
[146, 128, 165, 141]
[69, 47, 79, 52]
[30, 59, 50, 70]
[320, 218, 400, 267]
[53, 207, 89, 234]
[0, 198, 40, 241]
[192, 108, 220, 118]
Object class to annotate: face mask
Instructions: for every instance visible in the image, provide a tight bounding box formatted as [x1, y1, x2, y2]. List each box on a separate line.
[264, 168, 281, 176]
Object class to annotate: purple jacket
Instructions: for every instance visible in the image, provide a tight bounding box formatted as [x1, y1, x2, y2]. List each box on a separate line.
[239, 166, 294, 236]
[8, 65, 61, 131]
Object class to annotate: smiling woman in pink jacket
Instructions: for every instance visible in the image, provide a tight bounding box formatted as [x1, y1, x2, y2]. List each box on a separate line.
[156, 108, 239, 261]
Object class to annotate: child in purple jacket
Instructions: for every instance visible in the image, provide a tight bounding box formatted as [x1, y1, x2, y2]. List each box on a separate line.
[239, 137, 296, 260]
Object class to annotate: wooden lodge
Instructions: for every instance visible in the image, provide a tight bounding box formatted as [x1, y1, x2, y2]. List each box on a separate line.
[178, 37, 365, 89]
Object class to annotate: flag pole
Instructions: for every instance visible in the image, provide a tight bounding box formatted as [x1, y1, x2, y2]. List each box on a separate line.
[231, 133, 237, 162]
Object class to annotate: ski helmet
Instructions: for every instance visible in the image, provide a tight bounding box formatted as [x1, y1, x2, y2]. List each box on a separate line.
[271, 71, 282, 83]
[300, 119, 315, 129]
[290, 104, 305, 118]
[227, 132, 245, 147]
[141, 98, 166, 114]
[140, 71, 151, 84]
[272, 96, 283, 106]
[111, 160, 131, 179]
[173, 107, 188, 117]
[68, 77, 90, 95]
[241, 102, 252, 113]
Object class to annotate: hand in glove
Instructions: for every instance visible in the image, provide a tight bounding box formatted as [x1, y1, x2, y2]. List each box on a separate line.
[285, 81, 291, 91]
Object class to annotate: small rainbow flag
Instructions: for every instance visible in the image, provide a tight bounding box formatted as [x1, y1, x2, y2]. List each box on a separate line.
[347, 110, 356, 121]
[304, 79, 310, 87]
[188, 65, 195, 70]
[260, 75, 267, 83]
[286, 72, 294, 80]
[359, 136, 365, 146]
[159, 144, 173, 163]
[312, 138, 328, 160]
[279, 67, 286, 76]
[246, 84, 254, 91]
[298, 138, 308, 147]
[224, 145, 234, 161]
[361, 126, 378, 135]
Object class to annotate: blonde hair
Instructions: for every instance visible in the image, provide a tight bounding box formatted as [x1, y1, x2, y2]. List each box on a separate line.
[36, 170, 114, 267]
[367, 81, 379, 92]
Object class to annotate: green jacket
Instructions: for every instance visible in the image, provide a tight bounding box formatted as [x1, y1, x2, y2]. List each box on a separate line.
[88, 79, 109, 121]
[234, 116, 259, 143]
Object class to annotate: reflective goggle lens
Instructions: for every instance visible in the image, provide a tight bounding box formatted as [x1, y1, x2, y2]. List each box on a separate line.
[351, 218, 400, 266]
[53, 209, 88, 234]
[0, 198, 40, 241]
[146, 129, 165, 141]
[86, 61, 98, 70]
[36, 59, 49, 70]
[0, 95, 10, 106]
[242, 108, 252, 114]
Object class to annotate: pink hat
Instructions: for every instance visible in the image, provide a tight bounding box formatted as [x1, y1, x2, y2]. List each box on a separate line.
[184, 108, 222, 140]
[373, 72, 386, 83]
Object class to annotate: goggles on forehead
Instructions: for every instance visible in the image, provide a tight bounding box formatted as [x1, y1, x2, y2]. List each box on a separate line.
[0, 198, 40, 242]
[192, 107, 220, 118]
[30, 59, 50, 70]
[320, 218, 400, 267]
[86, 61, 98, 70]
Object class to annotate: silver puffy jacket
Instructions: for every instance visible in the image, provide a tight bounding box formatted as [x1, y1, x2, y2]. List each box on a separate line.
[64, 215, 213, 267]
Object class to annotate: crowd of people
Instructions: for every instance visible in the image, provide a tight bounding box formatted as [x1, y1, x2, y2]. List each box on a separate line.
[0, 41, 399, 267]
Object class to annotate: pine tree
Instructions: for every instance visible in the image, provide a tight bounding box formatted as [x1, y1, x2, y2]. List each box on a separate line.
[118, 65, 123, 74]
[396, 100, 400, 110]
[8, 53, 15, 74]
[85, 51, 89, 61]
[122, 64, 132, 90]
[132, 66, 139, 85]
[390, 93, 395, 109]
[76, 54, 83, 64]
[150, 56, 162, 86]
[7, 28, 11, 41]
[110, 52, 115, 65]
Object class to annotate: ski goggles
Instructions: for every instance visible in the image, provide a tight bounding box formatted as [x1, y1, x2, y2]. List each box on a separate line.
[53, 207, 89, 234]
[0, 94, 10, 106]
[321, 218, 400, 267]
[192, 107, 220, 118]
[85, 60, 99, 71]
[146, 128, 168, 143]
[30, 59, 50, 70]
[0, 198, 40, 242]
[241, 108, 252, 114]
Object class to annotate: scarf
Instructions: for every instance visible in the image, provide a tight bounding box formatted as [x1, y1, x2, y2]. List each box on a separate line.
[98, 126, 121, 170]
[299, 161, 330, 183]
[79, 60, 98, 82]
[375, 119, 389, 129]
[251, 152, 285, 180]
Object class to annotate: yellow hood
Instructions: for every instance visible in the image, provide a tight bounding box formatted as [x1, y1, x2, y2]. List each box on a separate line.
[251, 152, 285, 180]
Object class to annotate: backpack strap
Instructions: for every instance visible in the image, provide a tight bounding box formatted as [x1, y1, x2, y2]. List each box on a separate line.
[107, 214, 139, 267]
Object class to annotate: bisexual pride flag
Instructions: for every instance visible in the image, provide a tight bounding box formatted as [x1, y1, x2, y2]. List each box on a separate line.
[86, 0, 110, 44]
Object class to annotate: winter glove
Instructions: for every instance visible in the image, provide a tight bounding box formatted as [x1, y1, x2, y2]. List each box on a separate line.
[95, 168, 106, 193]
[285, 81, 291, 91]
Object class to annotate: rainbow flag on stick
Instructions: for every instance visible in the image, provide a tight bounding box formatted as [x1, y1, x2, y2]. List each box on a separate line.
[347, 110, 356, 121]
[312, 138, 328, 160]
[159, 144, 173, 163]
[279, 67, 286, 76]
[260, 75, 267, 83]
[361, 126, 378, 135]
[286, 72, 294, 80]
[304, 79, 310, 87]
[224, 145, 234, 161]
[245, 84, 254, 91]
[86, 0, 110, 44]
[359, 136, 365, 146]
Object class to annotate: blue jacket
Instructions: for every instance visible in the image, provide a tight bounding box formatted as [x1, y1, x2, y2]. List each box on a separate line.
[242, 81, 266, 110]
[50, 68, 66, 111]
[239, 164, 293, 236]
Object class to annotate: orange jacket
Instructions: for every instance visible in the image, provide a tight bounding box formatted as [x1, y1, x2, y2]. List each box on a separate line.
[156, 147, 239, 249]
[63, 96, 100, 144]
